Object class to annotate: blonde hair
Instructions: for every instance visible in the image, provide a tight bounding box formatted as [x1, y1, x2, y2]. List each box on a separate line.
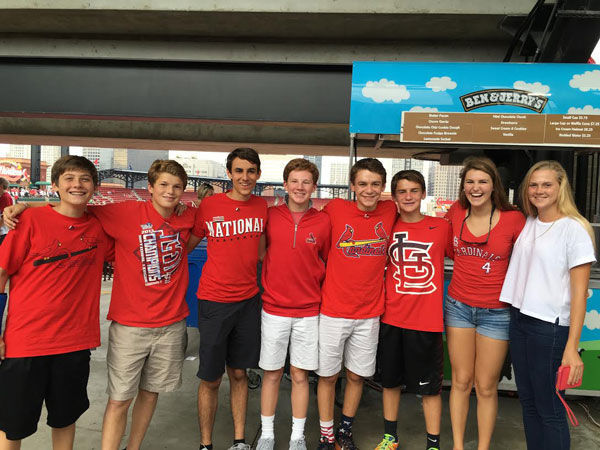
[519, 160, 595, 247]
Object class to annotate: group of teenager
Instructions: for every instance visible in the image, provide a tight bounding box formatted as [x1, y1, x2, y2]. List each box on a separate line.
[0, 147, 595, 450]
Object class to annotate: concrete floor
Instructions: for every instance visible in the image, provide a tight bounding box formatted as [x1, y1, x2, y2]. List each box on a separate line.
[19, 280, 600, 449]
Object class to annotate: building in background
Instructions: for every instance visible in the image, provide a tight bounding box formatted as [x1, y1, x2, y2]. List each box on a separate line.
[432, 164, 462, 201]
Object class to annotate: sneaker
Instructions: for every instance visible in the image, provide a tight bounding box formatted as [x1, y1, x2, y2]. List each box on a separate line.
[227, 444, 251, 450]
[374, 434, 398, 450]
[289, 437, 307, 450]
[256, 437, 275, 450]
[335, 429, 359, 450]
[318, 436, 335, 450]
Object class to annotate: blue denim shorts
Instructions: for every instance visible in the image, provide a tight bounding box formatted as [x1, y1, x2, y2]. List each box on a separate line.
[444, 295, 510, 341]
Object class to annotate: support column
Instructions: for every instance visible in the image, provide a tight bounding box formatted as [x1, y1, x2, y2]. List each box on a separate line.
[30, 144, 41, 184]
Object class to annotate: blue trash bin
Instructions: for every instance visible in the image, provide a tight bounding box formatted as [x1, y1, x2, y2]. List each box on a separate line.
[185, 241, 207, 327]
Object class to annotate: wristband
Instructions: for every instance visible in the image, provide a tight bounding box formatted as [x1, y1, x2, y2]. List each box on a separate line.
[0, 293, 7, 335]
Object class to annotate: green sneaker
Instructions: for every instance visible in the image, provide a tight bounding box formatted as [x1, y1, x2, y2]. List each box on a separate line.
[374, 434, 398, 450]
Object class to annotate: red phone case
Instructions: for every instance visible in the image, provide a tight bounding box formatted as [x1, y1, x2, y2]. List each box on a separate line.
[555, 365, 583, 391]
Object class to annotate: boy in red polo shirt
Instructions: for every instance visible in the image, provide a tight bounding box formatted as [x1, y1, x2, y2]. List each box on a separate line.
[186, 148, 268, 450]
[256, 159, 330, 450]
[317, 158, 397, 450]
[375, 170, 450, 450]
[0, 156, 111, 449]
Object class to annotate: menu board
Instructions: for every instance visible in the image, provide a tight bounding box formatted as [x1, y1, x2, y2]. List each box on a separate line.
[401, 112, 600, 147]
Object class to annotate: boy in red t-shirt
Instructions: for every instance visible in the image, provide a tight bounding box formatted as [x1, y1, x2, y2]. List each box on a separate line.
[375, 170, 451, 450]
[317, 158, 397, 450]
[0, 156, 111, 449]
[256, 159, 330, 450]
[186, 148, 268, 450]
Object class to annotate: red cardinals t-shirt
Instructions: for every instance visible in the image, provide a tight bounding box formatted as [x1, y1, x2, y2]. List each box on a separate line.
[383, 216, 451, 332]
[0, 205, 111, 357]
[193, 193, 267, 303]
[321, 199, 397, 319]
[90, 201, 196, 327]
[446, 202, 525, 309]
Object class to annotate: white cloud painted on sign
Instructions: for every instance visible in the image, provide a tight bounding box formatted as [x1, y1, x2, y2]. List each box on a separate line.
[409, 106, 439, 112]
[584, 309, 600, 331]
[425, 76, 457, 92]
[362, 79, 410, 103]
[513, 80, 550, 95]
[567, 105, 600, 115]
[569, 70, 600, 92]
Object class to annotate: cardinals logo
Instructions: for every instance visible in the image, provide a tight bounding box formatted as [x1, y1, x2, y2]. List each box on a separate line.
[336, 222, 388, 258]
[388, 231, 435, 295]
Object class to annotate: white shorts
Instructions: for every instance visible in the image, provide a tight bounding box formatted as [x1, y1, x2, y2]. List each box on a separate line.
[259, 310, 319, 371]
[316, 314, 380, 378]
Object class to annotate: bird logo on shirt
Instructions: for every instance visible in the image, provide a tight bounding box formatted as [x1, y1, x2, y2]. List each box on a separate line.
[336, 222, 388, 258]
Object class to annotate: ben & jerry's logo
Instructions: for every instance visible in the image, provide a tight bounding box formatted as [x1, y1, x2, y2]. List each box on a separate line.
[336, 222, 388, 258]
[460, 89, 548, 113]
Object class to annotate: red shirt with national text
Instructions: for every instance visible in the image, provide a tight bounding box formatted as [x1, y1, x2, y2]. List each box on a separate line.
[383, 216, 451, 332]
[0, 205, 111, 357]
[193, 193, 267, 303]
[446, 202, 525, 309]
[321, 199, 397, 319]
[90, 201, 196, 327]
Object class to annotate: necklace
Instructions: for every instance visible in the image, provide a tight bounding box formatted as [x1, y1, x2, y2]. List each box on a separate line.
[534, 219, 556, 240]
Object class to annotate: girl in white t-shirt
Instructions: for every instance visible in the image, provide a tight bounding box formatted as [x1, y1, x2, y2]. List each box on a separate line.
[500, 160, 596, 450]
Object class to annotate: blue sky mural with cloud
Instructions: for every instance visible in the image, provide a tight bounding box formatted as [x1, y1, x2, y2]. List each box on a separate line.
[350, 62, 600, 134]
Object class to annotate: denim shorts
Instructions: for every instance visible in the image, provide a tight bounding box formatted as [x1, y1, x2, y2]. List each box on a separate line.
[444, 295, 510, 341]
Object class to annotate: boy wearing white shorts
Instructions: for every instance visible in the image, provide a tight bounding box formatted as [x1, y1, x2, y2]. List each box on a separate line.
[317, 159, 397, 450]
[257, 158, 331, 450]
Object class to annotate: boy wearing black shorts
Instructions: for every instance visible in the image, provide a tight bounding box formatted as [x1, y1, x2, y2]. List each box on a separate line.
[376, 170, 450, 450]
[0, 156, 111, 450]
[186, 148, 267, 450]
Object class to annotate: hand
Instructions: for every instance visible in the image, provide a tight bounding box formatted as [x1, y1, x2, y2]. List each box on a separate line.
[175, 202, 188, 216]
[3, 203, 28, 229]
[0, 336, 5, 360]
[561, 346, 584, 385]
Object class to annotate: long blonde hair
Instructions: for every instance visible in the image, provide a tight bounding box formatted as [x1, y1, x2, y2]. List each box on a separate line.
[519, 160, 595, 247]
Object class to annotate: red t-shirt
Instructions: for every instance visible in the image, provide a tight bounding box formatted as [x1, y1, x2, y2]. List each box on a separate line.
[0, 192, 14, 234]
[383, 216, 451, 332]
[321, 199, 397, 319]
[89, 201, 196, 327]
[261, 204, 331, 317]
[0, 205, 111, 357]
[193, 193, 267, 303]
[446, 202, 525, 309]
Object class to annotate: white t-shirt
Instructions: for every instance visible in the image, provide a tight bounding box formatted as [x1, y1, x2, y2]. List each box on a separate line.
[500, 216, 596, 326]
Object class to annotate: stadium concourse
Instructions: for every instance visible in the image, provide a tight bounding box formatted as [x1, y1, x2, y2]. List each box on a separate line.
[16, 282, 600, 449]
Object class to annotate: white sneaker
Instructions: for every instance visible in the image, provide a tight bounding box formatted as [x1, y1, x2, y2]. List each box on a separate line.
[289, 437, 307, 450]
[256, 437, 275, 450]
[228, 444, 251, 450]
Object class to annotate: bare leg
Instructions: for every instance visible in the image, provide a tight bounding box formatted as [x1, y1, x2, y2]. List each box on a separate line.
[289, 366, 309, 420]
[198, 377, 222, 446]
[0, 431, 21, 450]
[260, 368, 284, 416]
[317, 373, 339, 422]
[341, 369, 364, 418]
[474, 334, 508, 450]
[101, 398, 134, 450]
[422, 395, 442, 435]
[126, 389, 159, 450]
[51, 423, 76, 450]
[382, 386, 401, 421]
[227, 366, 248, 441]
[446, 326, 476, 450]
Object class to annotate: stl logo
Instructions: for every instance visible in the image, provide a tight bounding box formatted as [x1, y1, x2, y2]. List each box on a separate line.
[389, 231, 435, 295]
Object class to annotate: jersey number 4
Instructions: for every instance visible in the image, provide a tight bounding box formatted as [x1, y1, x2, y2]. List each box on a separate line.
[481, 262, 491, 274]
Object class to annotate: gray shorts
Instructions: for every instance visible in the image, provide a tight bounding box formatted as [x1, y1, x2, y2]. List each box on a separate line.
[106, 320, 187, 401]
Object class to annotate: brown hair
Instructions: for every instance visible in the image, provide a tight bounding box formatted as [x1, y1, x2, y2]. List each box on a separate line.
[147, 160, 188, 188]
[458, 156, 514, 211]
[283, 158, 319, 184]
[519, 160, 595, 246]
[0, 177, 8, 189]
[227, 147, 261, 172]
[391, 169, 426, 195]
[197, 182, 214, 201]
[350, 158, 386, 185]
[51, 155, 98, 187]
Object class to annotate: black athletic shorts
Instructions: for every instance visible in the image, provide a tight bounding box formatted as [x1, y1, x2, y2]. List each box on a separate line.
[378, 323, 443, 396]
[0, 349, 91, 440]
[197, 293, 261, 381]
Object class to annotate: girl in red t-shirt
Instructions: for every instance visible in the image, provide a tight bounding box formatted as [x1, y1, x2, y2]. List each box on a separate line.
[444, 157, 524, 450]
